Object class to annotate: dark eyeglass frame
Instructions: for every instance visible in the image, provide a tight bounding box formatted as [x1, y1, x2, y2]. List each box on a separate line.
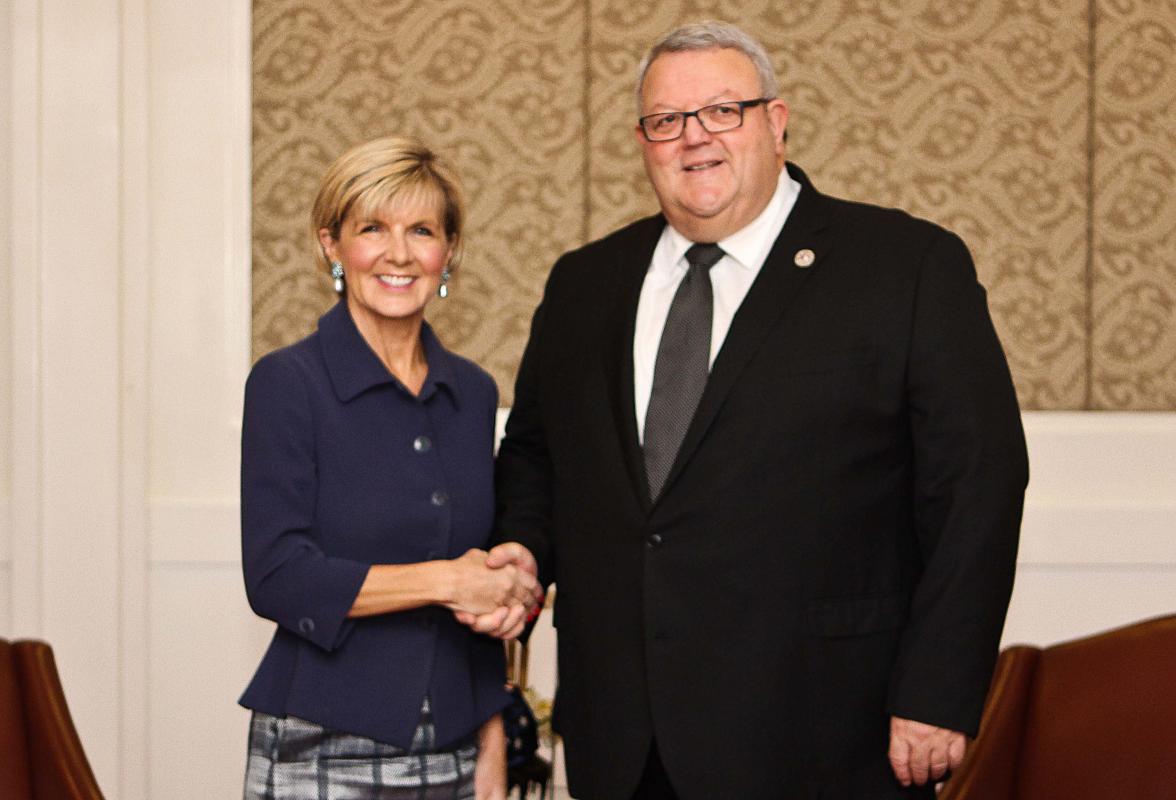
[638, 98, 772, 142]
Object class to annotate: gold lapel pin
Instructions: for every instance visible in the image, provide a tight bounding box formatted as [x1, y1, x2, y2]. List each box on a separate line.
[794, 248, 816, 268]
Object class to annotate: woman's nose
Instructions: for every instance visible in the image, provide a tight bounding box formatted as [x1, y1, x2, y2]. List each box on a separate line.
[384, 233, 410, 263]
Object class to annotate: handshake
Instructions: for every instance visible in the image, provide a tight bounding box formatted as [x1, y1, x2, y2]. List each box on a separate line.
[447, 542, 543, 640]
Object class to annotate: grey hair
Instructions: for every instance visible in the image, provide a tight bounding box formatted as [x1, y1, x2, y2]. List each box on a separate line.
[634, 20, 779, 113]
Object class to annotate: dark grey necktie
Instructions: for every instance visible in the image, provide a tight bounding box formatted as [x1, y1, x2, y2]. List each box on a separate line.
[643, 242, 725, 500]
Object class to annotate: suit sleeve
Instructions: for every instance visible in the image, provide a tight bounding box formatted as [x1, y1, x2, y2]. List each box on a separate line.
[240, 354, 369, 652]
[886, 229, 1029, 736]
[494, 265, 561, 588]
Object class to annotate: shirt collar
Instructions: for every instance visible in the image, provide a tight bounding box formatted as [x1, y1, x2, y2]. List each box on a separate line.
[318, 301, 458, 406]
[660, 167, 801, 271]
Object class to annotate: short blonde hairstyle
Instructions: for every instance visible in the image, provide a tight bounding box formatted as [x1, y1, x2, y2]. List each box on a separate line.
[311, 135, 465, 272]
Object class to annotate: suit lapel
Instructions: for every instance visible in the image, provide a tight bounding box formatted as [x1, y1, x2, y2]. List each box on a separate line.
[604, 216, 666, 515]
[657, 165, 835, 501]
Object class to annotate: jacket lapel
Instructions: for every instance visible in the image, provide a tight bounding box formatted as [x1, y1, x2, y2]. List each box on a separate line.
[656, 164, 835, 502]
[604, 216, 666, 515]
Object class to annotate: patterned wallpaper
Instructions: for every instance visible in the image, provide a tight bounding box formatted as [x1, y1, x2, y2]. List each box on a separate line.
[252, 0, 1176, 409]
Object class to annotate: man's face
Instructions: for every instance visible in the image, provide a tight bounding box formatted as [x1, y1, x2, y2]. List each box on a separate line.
[636, 48, 788, 243]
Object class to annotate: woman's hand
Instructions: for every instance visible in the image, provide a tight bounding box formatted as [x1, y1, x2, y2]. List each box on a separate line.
[453, 543, 543, 639]
[474, 713, 507, 800]
[443, 549, 540, 617]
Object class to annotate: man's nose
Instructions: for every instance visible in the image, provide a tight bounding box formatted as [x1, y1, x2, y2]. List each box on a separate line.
[681, 114, 713, 145]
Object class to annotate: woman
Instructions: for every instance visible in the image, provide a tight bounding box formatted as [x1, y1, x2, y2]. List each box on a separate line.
[239, 136, 539, 799]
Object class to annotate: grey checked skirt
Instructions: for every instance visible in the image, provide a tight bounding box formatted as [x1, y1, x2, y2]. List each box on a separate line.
[243, 698, 477, 800]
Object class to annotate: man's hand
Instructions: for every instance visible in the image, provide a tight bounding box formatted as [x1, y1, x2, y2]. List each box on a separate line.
[453, 543, 542, 640]
[442, 548, 540, 617]
[888, 716, 966, 787]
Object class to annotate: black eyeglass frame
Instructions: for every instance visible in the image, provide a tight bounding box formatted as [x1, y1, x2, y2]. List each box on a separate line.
[638, 97, 773, 142]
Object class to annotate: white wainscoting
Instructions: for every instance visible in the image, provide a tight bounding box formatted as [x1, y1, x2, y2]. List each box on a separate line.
[1003, 413, 1176, 646]
[0, 0, 12, 629]
[5, 0, 252, 797]
[149, 565, 271, 799]
[0, 564, 10, 635]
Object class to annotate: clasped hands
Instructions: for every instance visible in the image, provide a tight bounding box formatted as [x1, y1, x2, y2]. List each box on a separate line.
[447, 543, 542, 640]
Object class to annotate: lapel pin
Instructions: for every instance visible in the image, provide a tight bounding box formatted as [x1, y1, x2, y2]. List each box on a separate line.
[794, 248, 816, 268]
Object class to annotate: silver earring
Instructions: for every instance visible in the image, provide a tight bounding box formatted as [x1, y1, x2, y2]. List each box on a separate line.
[438, 267, 451, 299]
[331, 261, 344, 294]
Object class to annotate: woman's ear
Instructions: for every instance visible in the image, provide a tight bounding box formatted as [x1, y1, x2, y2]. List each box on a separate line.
[317, 227, 337, 263]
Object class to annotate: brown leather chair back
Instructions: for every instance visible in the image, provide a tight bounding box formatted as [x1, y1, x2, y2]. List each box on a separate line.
[0, 638, 104, 800]
[941, 614, 1176, 800]
[0, 640, 35, 799]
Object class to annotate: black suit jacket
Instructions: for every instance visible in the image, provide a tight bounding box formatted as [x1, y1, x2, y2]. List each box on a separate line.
[496, 164, 1028, 799]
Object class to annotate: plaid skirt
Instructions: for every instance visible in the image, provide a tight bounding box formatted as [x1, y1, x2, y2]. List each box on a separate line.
[243, 698, 477, 800]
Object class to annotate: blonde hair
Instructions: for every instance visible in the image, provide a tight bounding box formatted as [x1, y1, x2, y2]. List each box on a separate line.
[311, 135, 465, 272]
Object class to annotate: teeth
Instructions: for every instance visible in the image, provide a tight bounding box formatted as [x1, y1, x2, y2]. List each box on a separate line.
[378, 275, 413, 287]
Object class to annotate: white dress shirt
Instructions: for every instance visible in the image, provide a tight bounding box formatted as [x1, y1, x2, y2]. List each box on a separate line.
[634, 168, 802, 443]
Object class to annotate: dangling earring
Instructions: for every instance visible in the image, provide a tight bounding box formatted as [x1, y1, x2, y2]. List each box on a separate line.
[438, 267, 451, 299]
[331, 261, 344, 294]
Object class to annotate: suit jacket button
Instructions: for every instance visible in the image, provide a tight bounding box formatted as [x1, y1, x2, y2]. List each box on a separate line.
[298, 617, 315, 635]
[646, 533, 663, 549]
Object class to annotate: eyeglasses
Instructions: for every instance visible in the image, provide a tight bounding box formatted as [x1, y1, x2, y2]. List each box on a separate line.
[638, 98, 772, 142]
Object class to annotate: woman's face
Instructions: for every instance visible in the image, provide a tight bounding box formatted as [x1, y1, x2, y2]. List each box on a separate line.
[319, 193, 455, 331]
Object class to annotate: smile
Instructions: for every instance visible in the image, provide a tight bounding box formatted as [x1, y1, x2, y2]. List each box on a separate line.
[684, 160, 723, 172]
[377, 275, 414, 288]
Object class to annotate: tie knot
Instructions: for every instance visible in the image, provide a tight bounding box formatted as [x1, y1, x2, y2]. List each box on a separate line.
[684, 242, 725, 271]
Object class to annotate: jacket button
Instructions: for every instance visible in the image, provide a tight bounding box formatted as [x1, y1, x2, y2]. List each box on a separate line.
[431, 490, 449, 507]
[646, 533, 663, 549]
[298, 617, 315, 635]
[413, 435, 432, 453]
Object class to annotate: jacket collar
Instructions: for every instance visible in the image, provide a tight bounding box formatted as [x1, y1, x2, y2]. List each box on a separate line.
[318, 301, 458, 405]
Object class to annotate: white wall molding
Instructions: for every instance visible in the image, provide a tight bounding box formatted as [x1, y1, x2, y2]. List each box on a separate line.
[0, 0, 13, 625]
[148, 498, 240, 564]
[1018, 502, 1176, 565]
[1017, 413, 1176, 567]
[10, 0, 45, 639]
[143, 0, 253, 794]
[5, 0, 254, 796]
[118, 0, 152, 795]
[1004, 412, 1176, 646]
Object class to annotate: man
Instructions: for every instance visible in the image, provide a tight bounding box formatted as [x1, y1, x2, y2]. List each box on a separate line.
[478, 20, 1028, 800]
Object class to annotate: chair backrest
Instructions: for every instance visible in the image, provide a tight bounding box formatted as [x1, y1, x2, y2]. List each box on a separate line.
[0, 639, 35, 799]
[1014, 614, 1176, 798]
[943, 614, 1176, 800]
[0, 639, 105, 800]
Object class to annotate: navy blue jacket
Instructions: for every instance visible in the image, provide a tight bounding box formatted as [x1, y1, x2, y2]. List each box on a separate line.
[239, 301, 510, 748]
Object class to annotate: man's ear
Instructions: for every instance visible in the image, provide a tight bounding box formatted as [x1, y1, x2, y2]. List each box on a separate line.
[767, 99, 789, 153]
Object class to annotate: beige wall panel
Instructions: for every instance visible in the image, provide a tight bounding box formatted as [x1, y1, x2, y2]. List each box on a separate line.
[587, 0, 1090, 409]
[252, 0, 587, 403]
[1091, 0, 1176, 408]
[255, 2, 1174, 410]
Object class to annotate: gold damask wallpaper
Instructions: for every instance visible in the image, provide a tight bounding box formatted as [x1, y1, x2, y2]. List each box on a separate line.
[252, 0, 1176, 409]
